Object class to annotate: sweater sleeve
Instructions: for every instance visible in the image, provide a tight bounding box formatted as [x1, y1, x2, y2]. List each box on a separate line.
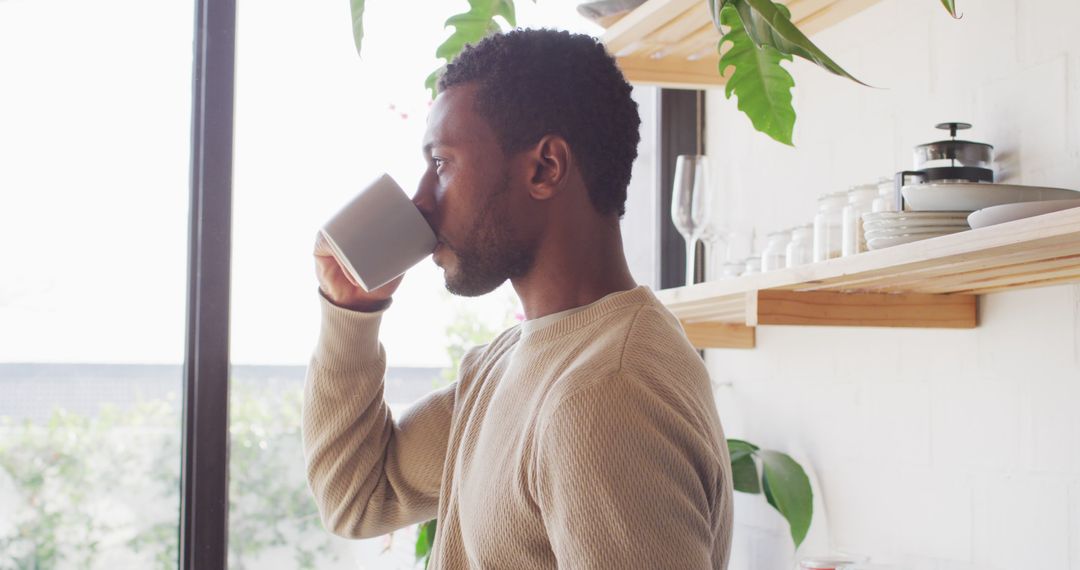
[302, 288, 454, 538]
[535, 373, 722, 569]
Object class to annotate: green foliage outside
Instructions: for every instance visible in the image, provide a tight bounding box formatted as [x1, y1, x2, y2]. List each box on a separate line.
[0, 401, 179, 569]
[227, 384, 334, 570]
[0, 382, 334, 570]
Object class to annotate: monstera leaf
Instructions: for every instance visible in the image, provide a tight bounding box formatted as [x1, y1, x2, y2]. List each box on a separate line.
[708, 0, 957, 144]
[424, 0, 518, 97]
[734, 0, 866, 85]
[709, 0, 863, 85]
[717, 3, 796, 145]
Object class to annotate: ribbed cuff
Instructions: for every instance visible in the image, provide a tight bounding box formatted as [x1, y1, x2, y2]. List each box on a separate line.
[313, 287, 390, 371]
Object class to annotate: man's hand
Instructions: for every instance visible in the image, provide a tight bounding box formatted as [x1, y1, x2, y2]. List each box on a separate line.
[314, 231, 404, 312]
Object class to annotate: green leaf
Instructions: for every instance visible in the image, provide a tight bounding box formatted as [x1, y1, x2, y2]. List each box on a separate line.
[726, 438, 759, 462]
[735, 0, 867, 86]
[708, 0, 731, 29]
[759, 450, 813, 547]
[717, 4, 796, 145]
[349, 0, 365, 57]
[494, 0, 517, 27]
[940, 0, 959, 17]
[415, 519, 437, 564]
[425, 66, 446, 100]
[427, 0, 515, 98]
[731, 453, 761, 494]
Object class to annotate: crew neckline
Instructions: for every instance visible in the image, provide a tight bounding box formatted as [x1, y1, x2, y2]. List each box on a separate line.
[518, 285, 654, 343]
[520, 302, 591, 336]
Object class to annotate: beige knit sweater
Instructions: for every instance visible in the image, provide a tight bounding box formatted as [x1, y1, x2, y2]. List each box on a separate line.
[303, 285, 733, 569]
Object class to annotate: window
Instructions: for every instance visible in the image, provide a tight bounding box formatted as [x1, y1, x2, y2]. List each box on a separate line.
[0, 0, 195, 567]
[1, 1, 663, 568]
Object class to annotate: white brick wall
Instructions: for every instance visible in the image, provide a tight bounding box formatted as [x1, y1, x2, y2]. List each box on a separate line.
[702, 0, 1080, 567]
[1071, 479, 1080, 568]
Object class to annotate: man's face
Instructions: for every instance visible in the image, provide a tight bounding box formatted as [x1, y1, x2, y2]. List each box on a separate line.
[413, 84, 537, 297]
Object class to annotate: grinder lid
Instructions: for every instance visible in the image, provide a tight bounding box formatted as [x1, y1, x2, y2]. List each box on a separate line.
[914, 122, 994, 169]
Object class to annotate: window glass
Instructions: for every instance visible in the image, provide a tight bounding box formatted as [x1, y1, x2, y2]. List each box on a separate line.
[0, 0, 194, 567]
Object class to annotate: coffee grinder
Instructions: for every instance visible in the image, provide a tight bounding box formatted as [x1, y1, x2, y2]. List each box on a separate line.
[895, 122, 995, 210]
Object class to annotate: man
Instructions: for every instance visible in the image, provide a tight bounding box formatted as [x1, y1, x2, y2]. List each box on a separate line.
[305, 29, 733, 569]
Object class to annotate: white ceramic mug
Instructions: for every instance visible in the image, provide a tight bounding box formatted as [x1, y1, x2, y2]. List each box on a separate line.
[320, 173, 437, 291]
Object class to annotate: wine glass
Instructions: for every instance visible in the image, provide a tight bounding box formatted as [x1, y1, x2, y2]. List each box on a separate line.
[698, 220, 728, 281]
[671, 155, 711, 286]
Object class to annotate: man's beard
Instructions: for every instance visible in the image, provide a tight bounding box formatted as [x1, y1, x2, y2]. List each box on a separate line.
[442, 178, 536, 297]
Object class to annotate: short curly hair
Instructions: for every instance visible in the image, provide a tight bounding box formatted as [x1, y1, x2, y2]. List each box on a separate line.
[438, 28, 641, 218]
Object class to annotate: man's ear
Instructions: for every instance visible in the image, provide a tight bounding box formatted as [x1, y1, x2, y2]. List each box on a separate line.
[525, 135, 572, 201]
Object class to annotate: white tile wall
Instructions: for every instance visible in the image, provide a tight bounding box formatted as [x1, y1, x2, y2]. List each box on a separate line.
[972, 474, 1071, 569]
[701, 0, 1080, 567]
[1071, 478, 1080, 568]
[930, 378, 1022, 472]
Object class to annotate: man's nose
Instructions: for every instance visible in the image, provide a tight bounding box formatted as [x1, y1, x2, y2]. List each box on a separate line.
[412, 179, 436, 227]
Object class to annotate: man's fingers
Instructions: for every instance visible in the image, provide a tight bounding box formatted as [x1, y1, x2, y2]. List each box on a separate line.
[341, 267, 361, 288]
[314, 231, 332, 257]
[314, 231, 365, 289]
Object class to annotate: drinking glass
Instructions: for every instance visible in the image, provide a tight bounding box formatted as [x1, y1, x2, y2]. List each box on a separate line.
[698, 220, 728, 281]
[671, 155, 711, 286]
[761, 229, 792, 272]
[723, 228, 756, 265]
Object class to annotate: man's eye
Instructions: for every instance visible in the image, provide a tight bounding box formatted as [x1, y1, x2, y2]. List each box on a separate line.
[432, 158, 445, 171]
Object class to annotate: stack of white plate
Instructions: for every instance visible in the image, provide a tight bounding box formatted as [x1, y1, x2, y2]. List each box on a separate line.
[862, 211, 970, 250]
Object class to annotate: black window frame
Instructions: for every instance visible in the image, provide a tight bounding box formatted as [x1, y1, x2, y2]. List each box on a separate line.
[180, 0, 236, 568]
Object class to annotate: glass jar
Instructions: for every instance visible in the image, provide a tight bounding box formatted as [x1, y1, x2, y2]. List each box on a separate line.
[785, 224, 814, 267]
[718, 261, 745, 279]
[743, 256, 761, 275]
[761, 229, 792, 272]
[813, 191, 847, 262]
[871, 176, 897, 213]
[841, 184, 879, 257]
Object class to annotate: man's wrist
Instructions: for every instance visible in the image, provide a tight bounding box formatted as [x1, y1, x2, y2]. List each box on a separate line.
[318, 287, 393, 313]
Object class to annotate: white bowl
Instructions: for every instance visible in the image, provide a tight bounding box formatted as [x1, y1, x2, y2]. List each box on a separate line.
[901, 183, 1080, 212]
[967, 198, 1080, 228]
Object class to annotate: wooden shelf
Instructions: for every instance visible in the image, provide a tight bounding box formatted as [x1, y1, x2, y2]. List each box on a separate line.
[601, 0, 883, 88]
[660, 207, 1080, 349]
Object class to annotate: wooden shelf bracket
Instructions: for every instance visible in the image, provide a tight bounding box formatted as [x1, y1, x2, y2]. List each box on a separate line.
[755, 290, 978, 329]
